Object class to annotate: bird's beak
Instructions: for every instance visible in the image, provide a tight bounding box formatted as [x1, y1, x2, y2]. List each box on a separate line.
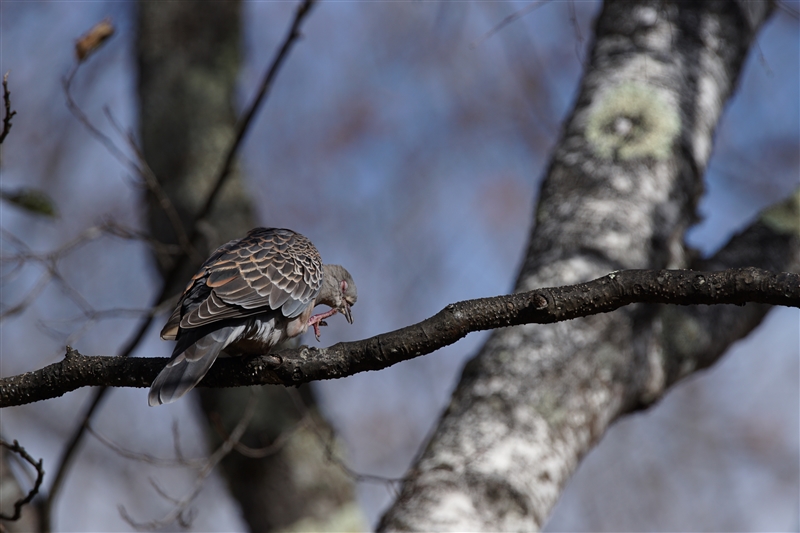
[342, 302, 353, 324]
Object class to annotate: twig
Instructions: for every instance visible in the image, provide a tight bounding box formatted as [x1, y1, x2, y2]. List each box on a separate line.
[187, 0, 317, 234]
[147, 478, 183, 506]
[63, 71, 198, 265]
[472, 0, 552, 48]
[0, 272, 53, 321]
[41, 2, 319, 528]
[62, 75, 130, 171]
[85, 424, 206, 469]
[171, 421, 187, 464]
[777, 1, 800, 19]
[100, 219, 184, 260]
[0, 225, 107, 323]
[119, 392, 258, 530]
[210, 407, 309, 459]
[567, 0, 585, 65]
[62, 19, 195, 263]
[0, 72, 17, 144]
[0, 439, 45, 522]
[102, 107, 198, 263]
[285, 389, 405, 487]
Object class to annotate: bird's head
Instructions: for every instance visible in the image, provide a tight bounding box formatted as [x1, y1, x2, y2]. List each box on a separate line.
[319, 264, 357, 323]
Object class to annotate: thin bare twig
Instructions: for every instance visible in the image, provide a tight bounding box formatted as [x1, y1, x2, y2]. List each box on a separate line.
[0, 72, 17, 144]
[85, 424, 206, 469]
[119, 392, 258, 530]
[0, 272, 52, 321]
[567, 0, 585, 65]
[42, 2, 319, 529]
[63, 71, 197, 265]
[0, 439, 45, 522]
[170, 421, 188, 464]
[210, 407, 309, 459]
[147, 478, 183, 506]
[100, 219, 184, 260]
[102, 107, 197, 263]
[0, 225, 108, 323]
[63, 75, 130, 170]
[777, 1, 800, 19]
[284, 389, 405, 488]
[62, 19, 194, 263]
[187, 0, 316, 234]
[472, 0, 552, 48]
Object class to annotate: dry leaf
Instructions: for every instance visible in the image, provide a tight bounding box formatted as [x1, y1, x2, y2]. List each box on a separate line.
[75, 18, 115, 62]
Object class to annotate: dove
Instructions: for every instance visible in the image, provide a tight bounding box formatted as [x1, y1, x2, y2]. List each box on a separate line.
[148, 227, 357, 406]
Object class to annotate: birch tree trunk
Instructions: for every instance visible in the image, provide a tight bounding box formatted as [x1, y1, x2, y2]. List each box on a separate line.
[379, 1, 781, 530]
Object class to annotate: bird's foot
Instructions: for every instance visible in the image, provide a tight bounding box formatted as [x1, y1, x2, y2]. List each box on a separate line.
[308, 309, 337, 341]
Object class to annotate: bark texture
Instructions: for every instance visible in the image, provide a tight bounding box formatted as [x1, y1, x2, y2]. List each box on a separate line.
[2, 266, 797, 406]
[137, 3, 355, 531]
[379, 1, 776, 530]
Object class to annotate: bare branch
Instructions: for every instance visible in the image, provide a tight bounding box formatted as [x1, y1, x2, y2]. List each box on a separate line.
[118, 392, 257, 530]
[1, 268, 796, 408]
[102, 108, 197, 263]
[0, 225, 111, 323]
[282, 388, 405, 487]
[85, 425, 206, 469]
[63, 56, 197, 265]
[209, 409, 306, 459]
[472, 0, 552, 48]
[0, 72, 16, 144]
[0, 272, 52, 321]
[187, 0, 316, 233]
[100, 220, 184, 260]
[0, 439, 44, 522]
[567, 0, 585, 64]
[777, 1, 800, 19]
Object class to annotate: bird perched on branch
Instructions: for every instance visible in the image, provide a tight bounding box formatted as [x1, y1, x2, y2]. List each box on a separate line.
[148, 227, 357, 406]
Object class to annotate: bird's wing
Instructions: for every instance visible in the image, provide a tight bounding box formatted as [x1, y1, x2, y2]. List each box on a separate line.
[161, 228, 323, 339]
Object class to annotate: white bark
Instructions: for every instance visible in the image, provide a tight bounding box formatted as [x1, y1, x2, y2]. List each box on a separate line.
[379, 1, 774, 530]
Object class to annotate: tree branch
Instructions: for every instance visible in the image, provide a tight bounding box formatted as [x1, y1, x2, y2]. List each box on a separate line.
[0, 439, 45, 522]
[379, 2, 778, 528]
[654, 202, 800, 389]
[0, 72, 16, 144]
[189, 0, 316, 233]
[1, 268, 796, 408]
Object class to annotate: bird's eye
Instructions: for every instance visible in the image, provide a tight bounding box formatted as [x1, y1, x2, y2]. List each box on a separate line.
[340, 280, 348, 293]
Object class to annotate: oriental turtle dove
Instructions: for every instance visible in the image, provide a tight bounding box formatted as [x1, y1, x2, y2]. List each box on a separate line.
[148, 227, 357, 406]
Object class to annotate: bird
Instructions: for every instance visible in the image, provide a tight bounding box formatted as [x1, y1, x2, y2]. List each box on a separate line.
[148, 227, 357, 406]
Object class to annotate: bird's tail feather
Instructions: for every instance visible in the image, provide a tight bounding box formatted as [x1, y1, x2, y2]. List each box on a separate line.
[148, 326, 241, 406]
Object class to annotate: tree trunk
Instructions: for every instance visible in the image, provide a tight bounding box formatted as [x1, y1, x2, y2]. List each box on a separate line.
[379, 1, 776, 530]
[137, 3, 357, 530]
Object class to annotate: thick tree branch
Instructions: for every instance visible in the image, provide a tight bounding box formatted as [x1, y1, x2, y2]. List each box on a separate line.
[654, 201, 800, 390]
[380, 2, 777, 529]
[1, 268, 796, 408]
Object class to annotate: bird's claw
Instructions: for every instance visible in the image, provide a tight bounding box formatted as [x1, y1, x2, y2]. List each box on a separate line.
[312, 320, 328, 341]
